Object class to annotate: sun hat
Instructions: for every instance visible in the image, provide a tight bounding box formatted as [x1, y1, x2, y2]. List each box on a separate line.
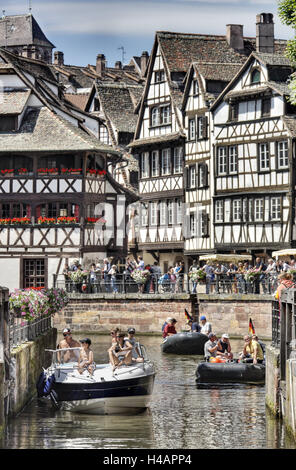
[166, 317, 174, 322]
[63, 328, 71, 334]
[200, 315, 206, 321]
[208, 332, 215, 339]
[128, 328, 136, 334]
[222, 333, 229, 339]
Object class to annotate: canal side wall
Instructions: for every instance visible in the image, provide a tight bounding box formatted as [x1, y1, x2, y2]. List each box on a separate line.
[9, 328, 57, 417]
[53, 293, 273, 339]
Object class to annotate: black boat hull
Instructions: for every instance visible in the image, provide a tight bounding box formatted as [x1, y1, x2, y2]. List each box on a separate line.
[196, 362, 265, 384]
[162, 332, 208, 355]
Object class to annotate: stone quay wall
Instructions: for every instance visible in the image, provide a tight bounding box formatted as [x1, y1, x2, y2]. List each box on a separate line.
[54, 293, 197, 334]
[10, 328, 57, 417]
[54, 293, 273, 339]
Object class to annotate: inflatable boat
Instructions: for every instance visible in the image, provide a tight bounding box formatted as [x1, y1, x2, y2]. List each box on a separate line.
[195, 360, 265, 384]
[162, 332, 208, 355]
[37, 345, 156, 414]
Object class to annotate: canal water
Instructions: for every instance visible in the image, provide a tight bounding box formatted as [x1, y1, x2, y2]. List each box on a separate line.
[1, 335, 296, 449]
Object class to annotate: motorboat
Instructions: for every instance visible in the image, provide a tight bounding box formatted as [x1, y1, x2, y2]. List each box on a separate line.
[161, 332, 208, 355]
[196, 360, 265, 384]
[36, 345, 156, 415]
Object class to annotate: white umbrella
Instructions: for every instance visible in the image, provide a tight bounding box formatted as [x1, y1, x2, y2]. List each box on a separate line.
[199, 253, 252, 263]
[272, 249, 296, 259]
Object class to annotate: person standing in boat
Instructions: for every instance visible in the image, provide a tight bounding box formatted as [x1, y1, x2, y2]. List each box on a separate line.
[57, 328, 81, 363]
[187, 319, 201, 333]
[109, 332, 133, 370]
[200, 316, 212, 336]
[216, 334, 233, 360]
[78, 338, 95, 375]
[162, 318, 178, 338]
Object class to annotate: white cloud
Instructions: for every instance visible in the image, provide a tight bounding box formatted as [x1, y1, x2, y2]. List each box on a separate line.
[1, 0, 293, 39]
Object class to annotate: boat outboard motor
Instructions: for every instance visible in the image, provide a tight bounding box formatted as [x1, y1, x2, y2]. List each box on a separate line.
[36, 371, 46, 398]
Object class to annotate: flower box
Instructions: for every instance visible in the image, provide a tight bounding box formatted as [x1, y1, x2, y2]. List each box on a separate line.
[38, 217, 56, 225]
[1, 169, 14, 177]
[57, 217, 78, 224]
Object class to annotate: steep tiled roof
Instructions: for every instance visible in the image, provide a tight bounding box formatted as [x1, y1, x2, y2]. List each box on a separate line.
[0, 89, 31, 114]
[194, 62, 243, 82]
[0, 106, 119, 153]
[129, 131, 185, 148]
[64, 93, 90, 111]
[97, 83, 140, 134]
[0, 14, 55, 48]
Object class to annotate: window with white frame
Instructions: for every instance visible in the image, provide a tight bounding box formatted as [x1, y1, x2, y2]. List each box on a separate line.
[176, 199, 182, 224]
[141, 203, 148, 226]
[161, 148, 171, 175]
[270, 197, 281, 221]
[215, 200, 224, 222]
[189, 165, 196, 188]
[277, 141, 289, 169]
[155, 70, 165, 83]
[196, 117, 203, 139]
[168, 200, 173, 225]
[190, 213, 196, 236]
[232, 199, 241, 222]
[160, 201, 167, 225]
[151, 107, 160, 126]
[151, 150, 159, 177]
[198, 163, 208, 187]
[150, 202, 158, 226]
[141, 152, 149, 178]
[254, 198, 264, 221]
[229, 146, 238, 174]
[189, 119, 195, 140]
[242, 198, 248, 222]
[173, 147, 183, 173]
[151, 105, 171, 126]
[258, 143, 270, 171]
[217, 147, 227, 175]
[162, 105, 171, 124]
[193, 80, 199, 96]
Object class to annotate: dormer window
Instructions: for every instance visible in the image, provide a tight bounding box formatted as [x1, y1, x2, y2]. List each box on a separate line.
[0, 115, 18, 132]
[251, 68, 261, 84]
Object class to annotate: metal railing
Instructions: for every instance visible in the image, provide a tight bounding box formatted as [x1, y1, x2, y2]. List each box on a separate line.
[271, 300, 280, 347]
[53, 272, 280, 295]
[9, 314, 52, 349]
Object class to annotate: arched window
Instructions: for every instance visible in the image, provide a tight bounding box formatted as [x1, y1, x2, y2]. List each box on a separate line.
[251, 68, 261, 84]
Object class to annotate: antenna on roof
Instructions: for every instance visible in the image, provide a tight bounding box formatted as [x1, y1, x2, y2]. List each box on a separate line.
[29, 0, 32, 12]
[2, 9, 6, 19]
[118, 46, 126, 64]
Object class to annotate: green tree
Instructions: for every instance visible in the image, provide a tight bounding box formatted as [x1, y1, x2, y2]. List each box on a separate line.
[278, 0, 296, 102]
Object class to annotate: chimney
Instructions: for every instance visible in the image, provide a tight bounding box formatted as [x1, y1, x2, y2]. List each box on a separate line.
[256, 13, 274, 53]
[115, 60, 122, 69]
[140, 51, 149, 76]
[54, 51, 64, 66]
[226, 24, 244, 50]
[96, 54, 106, 76]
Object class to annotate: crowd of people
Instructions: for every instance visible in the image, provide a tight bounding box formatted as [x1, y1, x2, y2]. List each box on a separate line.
[57, 326, 144, 374]
[162, 315, 265, 364]
[61, 255, 296, 296]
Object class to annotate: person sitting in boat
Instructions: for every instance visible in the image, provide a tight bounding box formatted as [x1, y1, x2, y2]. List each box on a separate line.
[57, 328, 81, 363]
[204, 333, 219, 360]
[200, 316, 212, 336]
[187, 319, 201, 333]
[78, 338, 95, 375]
[110, 327, 120, 344]
[240, 335, 264, 364]
[162, 318, 178, 338]
[125, 328, 144, 363]
[109, 332, 133, 371]
[216, 334, 233, 360]
[251, 334, 265, 358]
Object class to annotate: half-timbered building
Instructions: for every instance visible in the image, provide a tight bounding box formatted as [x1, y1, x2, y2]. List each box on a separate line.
[210, 47, 295, 256]
[129, 13, 287, 270]
[0, 48, 137, 290]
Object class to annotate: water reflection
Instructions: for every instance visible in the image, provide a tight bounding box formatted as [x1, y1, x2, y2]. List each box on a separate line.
[0, 336, 295, 449]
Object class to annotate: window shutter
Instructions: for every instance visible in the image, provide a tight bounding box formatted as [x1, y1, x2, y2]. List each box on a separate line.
[203, 163, 208, 187]
[26, 205, 31, 218]
[36, 205, 41, 219]
[202, 116, 208, 139]
[185, 167, 189, 189]
[202, 211, 209, 237]
[74, 205, 80, 219]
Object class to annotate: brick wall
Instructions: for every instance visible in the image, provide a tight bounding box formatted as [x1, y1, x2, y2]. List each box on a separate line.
[54, 293, 197, 334]
[53, 293, 273, 339]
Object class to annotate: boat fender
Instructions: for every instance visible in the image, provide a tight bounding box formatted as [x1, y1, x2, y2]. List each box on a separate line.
[36, 371, 46, 398]
[43, 374, 56, 396]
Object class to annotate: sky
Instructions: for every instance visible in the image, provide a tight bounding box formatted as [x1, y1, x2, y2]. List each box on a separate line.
[0, 0, 294, 67]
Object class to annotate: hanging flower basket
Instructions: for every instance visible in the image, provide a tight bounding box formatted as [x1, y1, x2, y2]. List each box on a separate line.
[131, 269, 150, 285]
[189, 269, 206, 283]
[244, 269, 261, 282]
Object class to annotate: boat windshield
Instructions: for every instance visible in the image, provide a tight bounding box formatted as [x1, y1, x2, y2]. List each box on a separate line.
[45, 347, 81, 366]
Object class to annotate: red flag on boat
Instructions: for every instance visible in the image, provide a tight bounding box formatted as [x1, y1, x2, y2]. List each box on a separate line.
[249, 318, 255, 335]
[185, 309, 193, 321]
